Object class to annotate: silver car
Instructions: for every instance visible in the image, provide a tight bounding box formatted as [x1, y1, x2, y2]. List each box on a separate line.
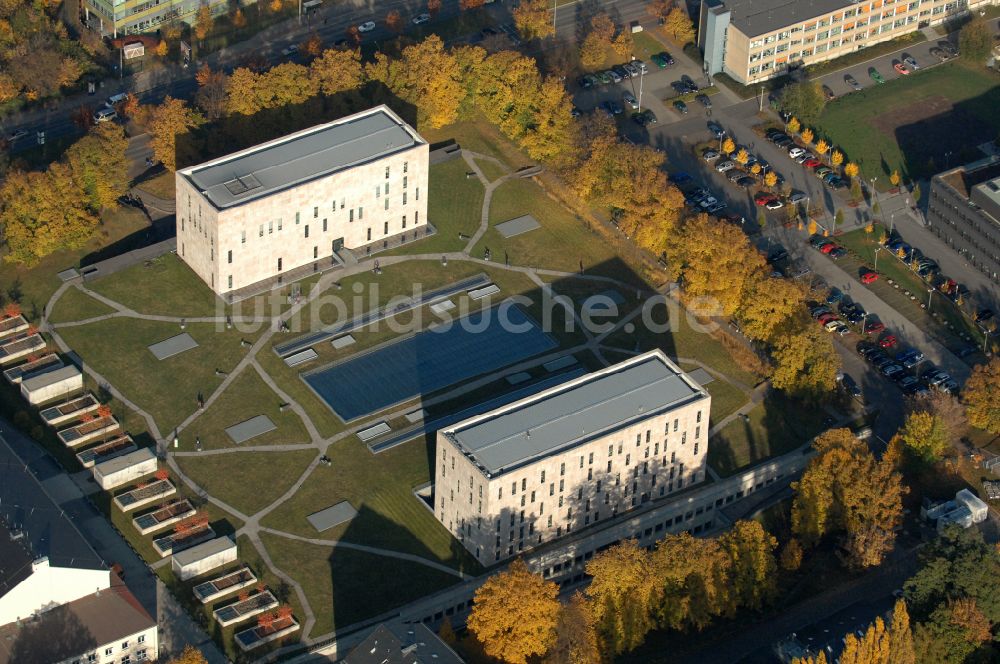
[622, 91, 639, 110]
[715, 160, 736, 172]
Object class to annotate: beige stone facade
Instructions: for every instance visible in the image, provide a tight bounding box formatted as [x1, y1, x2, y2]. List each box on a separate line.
[176, 106, 429, 295]
[434, 351, 711, 564]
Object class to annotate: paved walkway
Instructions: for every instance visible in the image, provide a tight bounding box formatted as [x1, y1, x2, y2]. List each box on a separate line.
[38, 147, 762, 658]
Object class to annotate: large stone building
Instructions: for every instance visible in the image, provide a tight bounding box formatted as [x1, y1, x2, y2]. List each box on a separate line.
[176, 105, 429, 298]
[84, 0, 228, 38]
[435, 351, 711, 564]
[699, 0, 999, 85]
[927, 158, 1000, 282]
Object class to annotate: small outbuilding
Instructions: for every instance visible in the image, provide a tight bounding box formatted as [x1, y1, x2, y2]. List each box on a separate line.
[20, 365, 82, 405]
[171, 536, 237, 581]
[92, 447, 158, 490]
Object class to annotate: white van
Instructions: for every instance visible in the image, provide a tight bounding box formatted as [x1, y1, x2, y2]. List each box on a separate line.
[106, 93, 128, 107]
[93, 107, 118, 123]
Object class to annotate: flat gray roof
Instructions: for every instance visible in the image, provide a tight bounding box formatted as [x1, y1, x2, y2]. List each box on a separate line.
[445, 351, 707, 476]
[172, 536, 235, 566]
[182, 106, 423, 210]
[722, 0, 852, 37]
[21, 364, 79, 391]
[95, 447, 155, 475]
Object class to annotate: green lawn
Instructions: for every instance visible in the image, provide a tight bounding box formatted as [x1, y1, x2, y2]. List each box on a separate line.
[386, 158, 484, 256]
[57, 318, 258, 434]
[475, 157, 508, 183]
[421, 120, 530, 170]
[47, 286, 116, 324]
[174, 448, 317, 516]
[708, 393, 828, 477]
[87, 253, 226, 318]
[133, 170, 175, 201]
[472, 177, 624, 278]
[260, 436, 480, 575]
[703, 378, 750, 426]
[177, 367, 311, 450]
[259, 531, 462, 639]
[815, 62, 1000, 183]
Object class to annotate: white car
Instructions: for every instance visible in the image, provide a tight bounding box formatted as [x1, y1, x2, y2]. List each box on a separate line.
[281, 44, 298, 56]
[358, 21, 376, 32]
[788, 147, 806, 158]
[412, 12, 431, 24]
[715, 160, 736, 172]
[765, 199, 784, 210]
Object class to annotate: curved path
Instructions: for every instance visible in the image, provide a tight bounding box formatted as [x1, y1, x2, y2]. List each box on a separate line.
[40, 149, 756, 655]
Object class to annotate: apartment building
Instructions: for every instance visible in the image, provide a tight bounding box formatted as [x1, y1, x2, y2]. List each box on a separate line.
[434, 351, 711, 564]
[700, 0, 999, 84]
[176, 105, 429, 298]
[928, 158, 1000, 282]
[83, 0, 228, 38]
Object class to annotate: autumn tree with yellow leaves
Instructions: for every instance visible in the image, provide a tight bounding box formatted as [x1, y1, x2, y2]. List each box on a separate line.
[586, 540, 660, 654]
[800, 127, 814, 145]
[787, 116, 801, 133]
[844, 162, 859, 179]
[366, 35, 463, 129]
[149, 96, 203, 171]
[544, 592, 601, 664]
[166, 646, 208, 664]
[467, 558, 560, 664]
[310, 47, 364, 96]
[897, 409, 949, 463]
[962, 356, 1000, 434]
[664, 5, 696, 44]
[791, 429, 906, 568]
[721, 136, 735, 154]
[513, 0, 555, 41]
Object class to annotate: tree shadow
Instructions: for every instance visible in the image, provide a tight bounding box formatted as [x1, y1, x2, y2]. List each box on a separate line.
[7, 601, 98, 664]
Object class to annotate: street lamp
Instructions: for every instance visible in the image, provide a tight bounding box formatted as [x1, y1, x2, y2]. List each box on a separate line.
[874, 245, 883, 271]
[945, 151, 954, 170]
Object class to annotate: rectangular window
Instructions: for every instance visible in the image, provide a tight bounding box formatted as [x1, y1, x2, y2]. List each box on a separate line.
[560, 463, 565, 476]
[541, 470, 545, 482]
[227, 250, 232, 264]
[241, 230, 246, 244]
[305, 225, 309, 239]
[228, 275, 232, 289]
[259, 224, 264, 237]
[384, 182, 389, 195]
[277, 257, 282, 271]
[403, 192, 407, 205]
[403, 161, 408, 173]
[350, 209, 354, 222]
[402, 215, 407, 229]
[367, 228, 371, 241]
[277, 218, 282, 231]
[313, 206, 318, 218]
[384, 221, 389, 235]
[359, 206, 363, 220]
[268, 220, 273, 234]
[313, 246, 318, 258]
[295, 212, 300, 224]
[416, 187, 419, 200]
[385, 166, 390, 179]
[403, 176, 408, 189]
[323, 219, 328, 232]
[385, 198, 389, 210]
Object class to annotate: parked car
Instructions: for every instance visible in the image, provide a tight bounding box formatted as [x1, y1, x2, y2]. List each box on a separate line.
[602, 100, 623, 115]
[829, 246, 848, 258]
[903, 55, 920, 69]
[893, 62, 911, 75]
[728, 170, 746, 183]
[93, 107, 117, 123]
[879, 335, 898, 349]
[774, 136, 794, 148]
[861, 270, 879, 284]
[632, 109, 658, 125]
[845, 74, 862, 91]
[281, 44, 299, 56]
[803, 158, 822, 168]
[651, 52, 674, 68]
[595, 70, 612, 84]
[673, 100, 689, 114]
[6, 128, 28, 141]
[939, 41, 958, 57]
[819, 242, 840, 254]
[358, 20, 376, 32]
[755, 192, 778, 206]
[765, 198, 784, 210]
[869, 67, 885, 84]
[412, 12, 431, 24]
[623, 62, 641, 77]
[606, 69, 622, 83]
[612, 65, 631, 80]
[827, 288, 846, 304]
[789, 147, 806, 159]
[881, 363, 904, 377]
[708, 121, 725, 137]
[702, 148, 720, 161]
[814, 166, 833, 178]
[864, 321, 885, 335]
[715, 160, 737, 172]
[736, 175, 756, 187]
[622, 91, 639, 110]
[789, 191, 807, 203]
[696, 94, 712, 108]
[822, 85, 836, 101]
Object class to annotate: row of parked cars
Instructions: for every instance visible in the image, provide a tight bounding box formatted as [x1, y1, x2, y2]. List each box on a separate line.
[765, 128, 848, 190]
[577, 59, 651, 90]
[856, 340, 958, 395]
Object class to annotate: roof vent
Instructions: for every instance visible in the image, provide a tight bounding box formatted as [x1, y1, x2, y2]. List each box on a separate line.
[223, 173, 262, 196]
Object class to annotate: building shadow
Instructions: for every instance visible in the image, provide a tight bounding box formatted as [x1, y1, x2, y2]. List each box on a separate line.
[891, 86, 1000, 181]
[6, 603, 98, 664]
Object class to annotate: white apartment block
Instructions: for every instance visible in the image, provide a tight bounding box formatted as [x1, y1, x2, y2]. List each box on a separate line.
[434, 351, 711, 564]
[700, 0, 1000, 84]
[176, 105, 429, 297]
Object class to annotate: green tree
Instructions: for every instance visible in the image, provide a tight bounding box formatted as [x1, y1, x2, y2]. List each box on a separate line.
[467, 559, 560, 664]
[897, 410, 949, 463]
[963, 357, 1000, 433]
[719, 520, 778, 612]
[64, 123, 129, 213]
[780, 81, 826, 124]
[586, 540, 658, 654]
[959, 16, 992, 63]
[650, 532, 731, 631]
[834, 208, 844, 231]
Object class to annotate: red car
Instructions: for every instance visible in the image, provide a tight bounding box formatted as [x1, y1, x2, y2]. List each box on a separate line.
[879, 335, 898, 348]
[864, 321, 885, 335]
[818, 313, 839, 324]
[803, 158, 822, 168]
[819, 243, 840, 254]
[754, 192, 777, 206]
[860, 270, 879, 284]
[894, 62, 910, 75]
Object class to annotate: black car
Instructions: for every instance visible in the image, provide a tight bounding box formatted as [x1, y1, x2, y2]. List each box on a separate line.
[841, 374, 862, 398]
[975, 309, 994, 322]
[708, 121, 724, 137]
[577, 75, 592, 89]
[829, 247, 847, 259]
[612, 65, 631, 80]
[856, 341, 877, 356]
[696, 94, 712, 108]
[736, 176, 756, 187]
